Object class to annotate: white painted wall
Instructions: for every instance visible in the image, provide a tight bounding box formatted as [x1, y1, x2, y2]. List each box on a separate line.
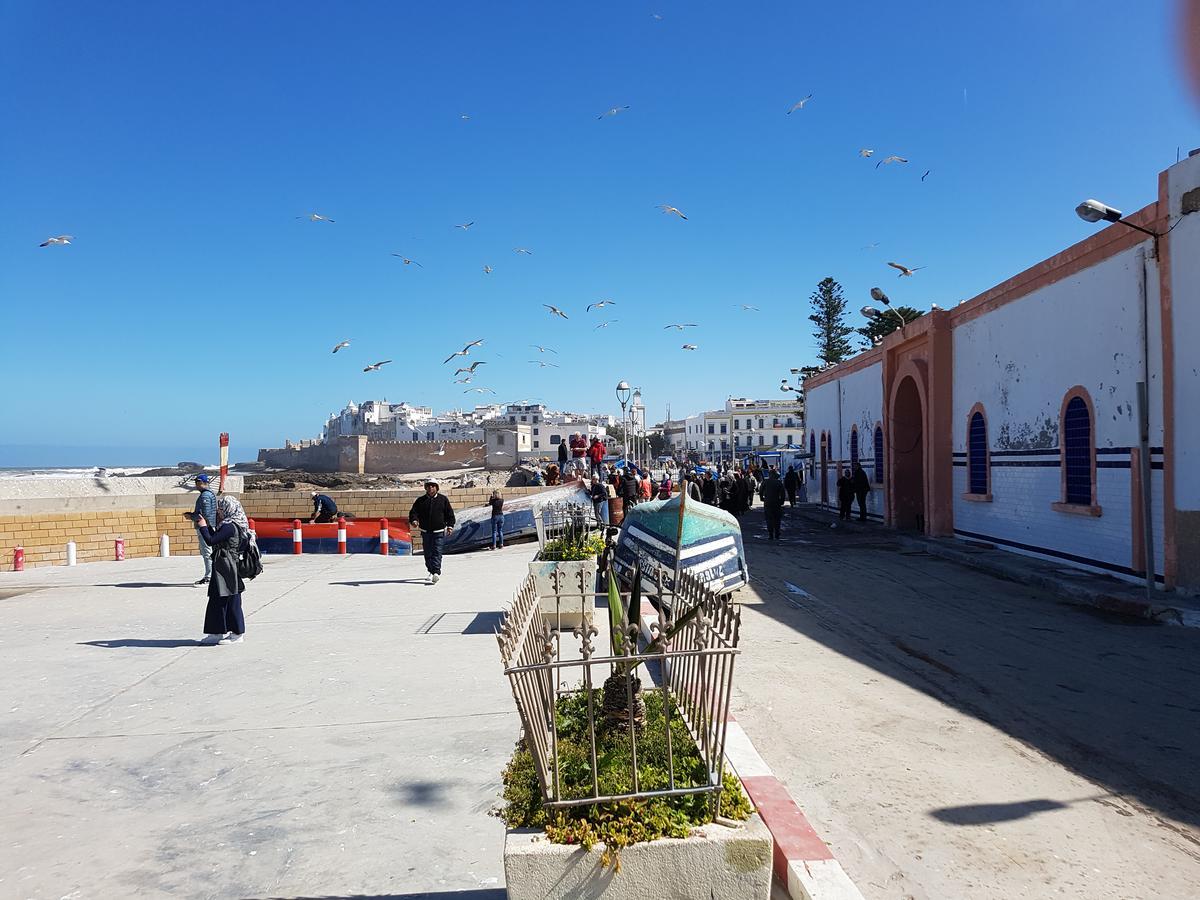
[1167, 155, 1200, 513]
[804, 362, 885, 518]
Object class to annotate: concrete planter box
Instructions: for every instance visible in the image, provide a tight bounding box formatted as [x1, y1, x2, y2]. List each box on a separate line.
[504, 813, 773, 900]
[528, 558, 598, 629]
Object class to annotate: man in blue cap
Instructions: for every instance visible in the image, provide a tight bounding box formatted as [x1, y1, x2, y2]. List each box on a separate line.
[187, 474, 218, 585]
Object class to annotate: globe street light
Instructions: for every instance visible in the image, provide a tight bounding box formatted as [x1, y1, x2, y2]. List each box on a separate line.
[616, 381, 631, 464]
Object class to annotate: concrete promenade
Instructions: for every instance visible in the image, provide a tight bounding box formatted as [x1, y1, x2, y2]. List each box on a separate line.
[1, 549, 527, 899]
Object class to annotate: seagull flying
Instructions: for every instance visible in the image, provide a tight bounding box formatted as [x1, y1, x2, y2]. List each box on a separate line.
[658, 204, 687, 219]
[921, 170, 931, 182]
[443, 339, 485, 364]
[483, 265, 493, 275]
[528, 360, 560, 368]
[786, 95, 813, 114]
[460, 114, 470, 121]
[598, 106, 630, 119]
[464, 387, 497, 394]
[738, 304, 759, 311]
[876, 156, 909, 168]
[455, 361, 486, 375]
[513, 247, 533, 255]
[391, 254, 423, 267]
[663, 323, 698, 330]
[652, 13, 663, 20]
[681, 344, 699, 351]
[331, 340, 351, 353]
[530, 344, 557, 354]
[39, 234, 74, 247]
[363, 360, 392, 372]
[435, 442, 446, 456]
[455, 222, 475, 230]
[887, 262, 926, 277]
[861, 242, 880, 250]
[297, 213, 334, 222]
[859, 149, 874, 158]
[594, 320, 618, 329]
[587, 299, 616, 311]
[544, 304, 569, 319]
[454, 376, 473, 384]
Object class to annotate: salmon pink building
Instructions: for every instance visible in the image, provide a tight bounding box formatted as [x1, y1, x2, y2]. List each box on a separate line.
[804, 154, 1200, 592]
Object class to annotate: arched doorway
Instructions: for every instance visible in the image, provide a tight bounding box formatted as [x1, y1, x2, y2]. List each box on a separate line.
[892, 376, 925, 530]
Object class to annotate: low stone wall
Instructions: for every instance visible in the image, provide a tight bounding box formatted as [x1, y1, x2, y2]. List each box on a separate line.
[0, 485, 550, 571]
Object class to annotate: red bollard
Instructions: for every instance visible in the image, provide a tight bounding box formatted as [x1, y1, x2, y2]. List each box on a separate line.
[114, 537, 125, 561]
[337, 516, 347, 554]
[13, 546, 24, 572]
[379, 518, 389, 555]
[292, 518, 303, 554]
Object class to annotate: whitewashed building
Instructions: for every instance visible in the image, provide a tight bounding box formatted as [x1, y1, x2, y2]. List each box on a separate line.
[804, 155, 1200, 592]
[677, 399, 804, 459]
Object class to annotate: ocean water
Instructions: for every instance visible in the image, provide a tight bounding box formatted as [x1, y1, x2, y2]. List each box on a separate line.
[0, 466, 156, 479]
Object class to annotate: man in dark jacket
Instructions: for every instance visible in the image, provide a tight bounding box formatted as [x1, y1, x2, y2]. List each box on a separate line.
[837, 468, 855, 520]
[784, 466, 800, 506]
[851, 462, 872, 522]
[309, 491, 338, 523]
[700, 472, 717, 505]
[761, 469, 786, 539]
[620, 469, 639, 510]
[558, 438, 569, 468]
[408, 480, 456, 584]
[188, 474, 218, 586]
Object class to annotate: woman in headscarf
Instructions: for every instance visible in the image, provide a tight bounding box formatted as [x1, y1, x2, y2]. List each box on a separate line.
[195, 495, 248, 644]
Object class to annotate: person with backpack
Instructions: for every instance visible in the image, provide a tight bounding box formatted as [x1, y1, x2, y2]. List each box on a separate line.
[196, 495, 250, 644]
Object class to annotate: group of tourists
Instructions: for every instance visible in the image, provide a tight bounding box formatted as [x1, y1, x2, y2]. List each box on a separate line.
[836, 462, 873, 522]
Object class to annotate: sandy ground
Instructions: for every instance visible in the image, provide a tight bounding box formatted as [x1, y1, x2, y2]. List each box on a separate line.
[728, 504, 1200, 900]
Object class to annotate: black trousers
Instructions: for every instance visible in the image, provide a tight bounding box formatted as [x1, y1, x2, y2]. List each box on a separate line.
[786, 486, 796, 505]
[765, 507, 783, 539]
[839, 495, 853, 520]
[422, 530, 444, 575]
[856, 491, 869, 521]
[314, 510, 336, 523]
[204, 592, 245, 635]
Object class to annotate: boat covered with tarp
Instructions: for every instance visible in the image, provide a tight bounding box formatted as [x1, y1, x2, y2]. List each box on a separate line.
[613, 493, 748, 597]
[443, 481, 593, 553]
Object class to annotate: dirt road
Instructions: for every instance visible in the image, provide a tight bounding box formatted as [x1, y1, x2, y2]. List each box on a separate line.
[729, 505, 1200, 899]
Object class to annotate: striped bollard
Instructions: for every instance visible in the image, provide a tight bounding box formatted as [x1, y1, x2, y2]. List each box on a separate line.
[160, 534, 170, 558]
[379, 518, 389, 555]
[66, 541, 77, 566]
[337, 516, 347, 554]
[292, 518, 303, 554]
[248, 518, 257, 541]
[13, 546, 24, 572]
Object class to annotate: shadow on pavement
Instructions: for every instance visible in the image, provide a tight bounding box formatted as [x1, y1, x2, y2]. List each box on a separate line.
[97, 582, 194, 588]
[739, 504, 1200, 831]
[929, 798, 1068, 826]
[330, 580, 431, 587]
[79, 639, 202, 648]
[257, 892, 505, 899]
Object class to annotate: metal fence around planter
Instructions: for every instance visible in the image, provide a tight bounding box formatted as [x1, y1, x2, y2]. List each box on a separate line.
[533, 499, 601, 550]
[496, 567, 741, 814]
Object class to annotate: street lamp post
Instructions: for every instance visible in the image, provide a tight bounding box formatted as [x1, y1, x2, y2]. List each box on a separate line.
[616, 381, 631, 466]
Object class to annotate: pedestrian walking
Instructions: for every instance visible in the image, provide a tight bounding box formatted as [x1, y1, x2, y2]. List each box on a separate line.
[187, 474, 218, 586]
[784, 465, 800, 506]
[588, 436, 607, 481]
[196, 495, 249, 644]
[761, 469, 785, 540]
[408, 480, 456, 584]
[657, 474, 673, 500]
[851, 462, 872, 521]
[701, 471, 717, 505]
[837, 468, 855, 521]
[309, 491, 338, 523]
[489, 489, 505, 550]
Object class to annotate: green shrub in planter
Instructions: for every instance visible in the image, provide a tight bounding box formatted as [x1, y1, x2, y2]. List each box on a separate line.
[539, 533, 605, 562]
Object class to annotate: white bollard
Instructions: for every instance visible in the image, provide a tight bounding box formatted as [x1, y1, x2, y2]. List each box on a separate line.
[66, 541, 77, 567]
[160, 533, 170, 558]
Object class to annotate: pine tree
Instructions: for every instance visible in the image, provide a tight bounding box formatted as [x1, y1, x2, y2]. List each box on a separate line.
[857, 306, 925, 348]
[808, 277, 854, 364]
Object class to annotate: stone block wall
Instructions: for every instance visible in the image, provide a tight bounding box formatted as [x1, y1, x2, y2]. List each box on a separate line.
[363, 440, 484, 474]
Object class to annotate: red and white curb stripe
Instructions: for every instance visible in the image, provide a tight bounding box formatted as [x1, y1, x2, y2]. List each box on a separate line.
[640, 601, 863, 900]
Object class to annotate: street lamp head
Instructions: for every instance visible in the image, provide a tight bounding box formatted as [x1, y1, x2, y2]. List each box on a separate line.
[860, 305, 882, 320]
[1076, 198, 1123, 224]
[615, 380, 631, 407]
[869, 287, 890, 305]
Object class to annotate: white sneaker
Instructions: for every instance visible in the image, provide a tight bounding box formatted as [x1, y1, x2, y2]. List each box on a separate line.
[430, 573, 440, 584]
[200, 634, 222, 645]
[219, 633, 244, 644]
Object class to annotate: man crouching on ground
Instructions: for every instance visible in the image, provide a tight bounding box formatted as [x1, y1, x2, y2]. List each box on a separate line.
[409, 479, 455, 584]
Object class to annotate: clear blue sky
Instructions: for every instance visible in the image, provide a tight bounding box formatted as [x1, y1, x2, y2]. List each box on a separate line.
[1, 2, 1195, 466]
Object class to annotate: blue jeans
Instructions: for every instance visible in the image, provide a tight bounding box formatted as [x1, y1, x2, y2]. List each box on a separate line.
[593, 500, 609, 526]
[422, 530, 444, 575]
[491, 515, 504, 548]
[196, 527, 212, 577]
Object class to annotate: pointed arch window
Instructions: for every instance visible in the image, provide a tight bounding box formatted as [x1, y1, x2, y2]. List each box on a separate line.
[1052, 387, 1101, 516]
[849, 427, 859, 465]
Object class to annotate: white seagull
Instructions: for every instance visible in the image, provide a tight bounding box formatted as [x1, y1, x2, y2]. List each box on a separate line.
[738, 304, 759, 311]
[786, 95, 813, 114]
[663, 323, 698, 330]
[598, 106, 630, 119]
[444, 339, 485, 364]
[587, 299, 616, 311]
[39, 235, 74, 247]
[658, 204, 687, 219]
[435, 442, 446, 456]
[391, 254, 423, 267]
[887, 261, 926, 277]
[876, 156, 909, 168]
[455, 222, 475, 230]
[331, 340, 351, 353]
[530, 344, 557, 354]
[454, 376, 473, 384]
[464, 387, 497, 394]
[544, 304, 569, 319]
[297, 213, 335, 223]
[681, 344, 699, 351]
[363, 360, 392, 372]
[859, 149, 874, 158]
[594, 320, 618, 329]
[483, 265, 493, 275]
[513, 247, 534, 255]
[528, 360, 560, 368]
[455, 361, 486, 375]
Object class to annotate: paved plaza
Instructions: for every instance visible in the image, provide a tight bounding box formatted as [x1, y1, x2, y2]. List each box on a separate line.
[1, 549, 528, 900]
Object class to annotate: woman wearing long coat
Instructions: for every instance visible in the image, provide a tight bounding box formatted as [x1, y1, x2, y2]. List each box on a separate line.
[196, 495, 248, 644]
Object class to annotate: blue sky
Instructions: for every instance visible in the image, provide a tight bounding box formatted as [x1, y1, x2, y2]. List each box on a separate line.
[1, 2, 1195, 466]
